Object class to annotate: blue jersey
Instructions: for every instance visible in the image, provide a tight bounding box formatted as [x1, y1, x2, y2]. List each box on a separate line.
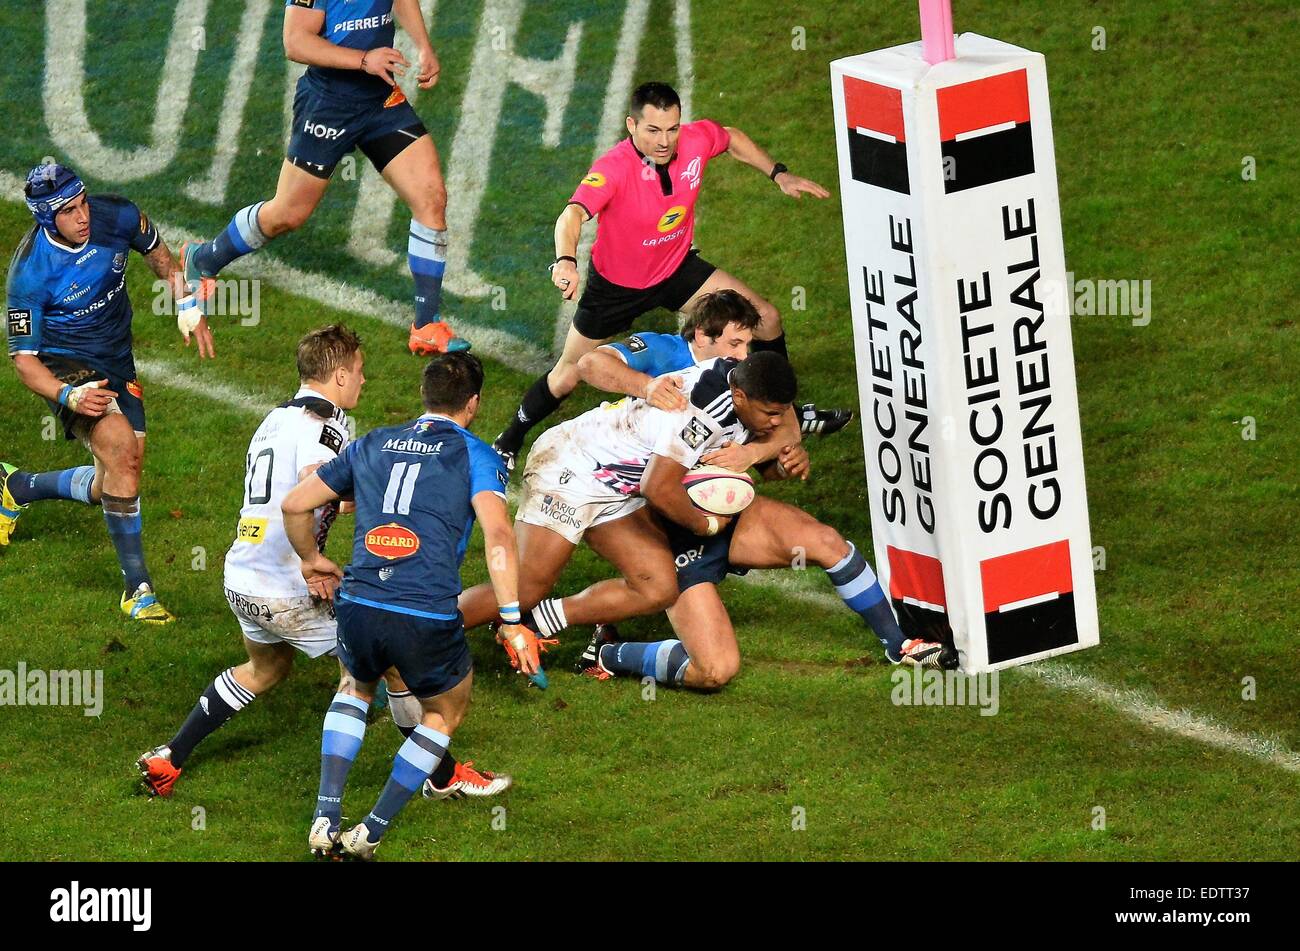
[288, 0, 398, 102]
[605, 332, 696, 377]
[6, 195, 158, 378]
[317, 414, 508, 619]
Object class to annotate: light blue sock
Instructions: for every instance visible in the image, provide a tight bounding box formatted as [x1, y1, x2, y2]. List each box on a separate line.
[194, 202, 269, 276]
[316, 693, 369, 832]
[598, 639, 691, 686]
[364, 724, 450, 840]
[8, 465, 95, 505]
[101, 493, 150, 593]
[827, 543, 906, 660]
[408, 220, 447, 329]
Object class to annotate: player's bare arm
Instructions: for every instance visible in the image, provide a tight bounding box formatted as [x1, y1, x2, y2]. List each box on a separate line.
[282, 472, 344, 601]
[392, 0, 440, 88]
[144, 238, 215, 357]
[11, 353, 117, 414]
[576, 347, 687, 411]
[642, 452, 730, 537]
[283, 4, 407, 84]
[473, 489, 542, 677]
[723, 125, 830, 199]
[551, 203, 587, 299]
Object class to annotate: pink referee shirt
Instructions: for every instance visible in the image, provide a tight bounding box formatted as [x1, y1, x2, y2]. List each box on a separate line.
[569, 119, 731, 289]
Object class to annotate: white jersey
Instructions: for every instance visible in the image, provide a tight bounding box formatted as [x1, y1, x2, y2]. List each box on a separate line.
[223, 388, 350, 599]
[550, 356, 751, 496]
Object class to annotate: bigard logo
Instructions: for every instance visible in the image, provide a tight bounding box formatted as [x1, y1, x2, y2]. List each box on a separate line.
[364, 523, 420, 560]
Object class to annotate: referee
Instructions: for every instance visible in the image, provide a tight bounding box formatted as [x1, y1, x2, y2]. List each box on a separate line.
[492, 81, 853, 469]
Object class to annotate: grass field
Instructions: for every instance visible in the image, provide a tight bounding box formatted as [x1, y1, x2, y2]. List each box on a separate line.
[0, 1, 1297, 861]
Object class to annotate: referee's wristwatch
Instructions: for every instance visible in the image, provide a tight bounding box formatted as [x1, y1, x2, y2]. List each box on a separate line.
[548, 255, 577, 273]
[769, 162, 789, 182]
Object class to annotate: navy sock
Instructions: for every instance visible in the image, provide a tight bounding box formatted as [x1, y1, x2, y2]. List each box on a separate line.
[167, 668, 256, 768]
[316, 693, 369, 831]
[750, 333, 788, 358]
[408, 221, 448, 329]
[827, 542, 905, 660]
[8, 466, 95, 506]
[598, 640, 691, 686]
[101, 493, 150, 593]
[194, 202, 268, 276]
[364, 725, 449, 840]
[496, 374, 564, 454]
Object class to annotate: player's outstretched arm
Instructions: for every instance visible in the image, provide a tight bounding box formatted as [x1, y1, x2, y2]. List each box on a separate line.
[643, 453, 730, 537]
[145, 239, 214, 358]
[393, 0, 440, 88]
[283, 4, 408, 85]
[283, 473, 344, 601]
[576, 348, 685, 410]
[723, 125, 830, 200]
[472, 490, 540, 676]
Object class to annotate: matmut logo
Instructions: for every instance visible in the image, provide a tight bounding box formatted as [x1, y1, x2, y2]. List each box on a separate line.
[364, 523, 420, 560]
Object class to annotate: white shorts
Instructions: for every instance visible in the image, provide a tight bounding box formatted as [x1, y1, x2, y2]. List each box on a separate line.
[224, 587, 337, 659]
[516, 428, 644, 545]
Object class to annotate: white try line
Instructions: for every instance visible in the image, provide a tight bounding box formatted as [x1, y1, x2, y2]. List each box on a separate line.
[133, 357, 270, 418]
[737, 570, 1300, 775]
[0, 170, 552, 376]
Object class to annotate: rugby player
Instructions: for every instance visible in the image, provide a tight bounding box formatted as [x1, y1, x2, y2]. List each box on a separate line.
[2, 164, 213, 623]
[179, 0, 468, 355]
[491, 81, 852, 470]
[459, 352, 807, 648]
[282, 352, 536, 860]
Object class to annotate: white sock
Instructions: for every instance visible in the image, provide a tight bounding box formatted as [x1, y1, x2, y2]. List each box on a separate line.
[531, 598, 568, 638]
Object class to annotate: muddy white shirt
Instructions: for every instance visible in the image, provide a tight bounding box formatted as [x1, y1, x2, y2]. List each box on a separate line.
[223, 388, 350, 599]
[549, 356, 750, 496]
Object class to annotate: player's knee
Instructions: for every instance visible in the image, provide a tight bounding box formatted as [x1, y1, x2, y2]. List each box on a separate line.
[694, 656, 739, 690]
[632, 572, 678, 612]
[811, 523, 850, 568]
[263, 201, 309, 235]
[547, 361, 581, 397]
[249, 655, 292, 691]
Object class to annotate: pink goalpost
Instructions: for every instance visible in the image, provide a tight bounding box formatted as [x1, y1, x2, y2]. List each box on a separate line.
[918, 0, 956, 64]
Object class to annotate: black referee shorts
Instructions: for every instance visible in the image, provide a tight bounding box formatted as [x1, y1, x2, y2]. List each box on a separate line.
[572, 249, 717, 340]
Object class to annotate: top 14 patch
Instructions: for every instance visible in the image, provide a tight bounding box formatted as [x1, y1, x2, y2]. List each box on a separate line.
[7, 308, 32, 338]
[680, 416, 713, 449]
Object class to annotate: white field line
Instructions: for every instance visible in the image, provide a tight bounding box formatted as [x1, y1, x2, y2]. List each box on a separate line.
[133, 357, 269, 417]
[0, 171, 551, 375]
[737, 571, 1300, 775]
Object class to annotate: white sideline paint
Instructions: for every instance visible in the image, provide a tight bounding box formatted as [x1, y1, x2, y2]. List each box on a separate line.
[443, 0, 584, 300]
[134, 358, 270, 416]
[45, 0, 211, 181]
[737, 572, 1300, 775]
[185, 0, 272, 205]
[0, 170, 550, 374]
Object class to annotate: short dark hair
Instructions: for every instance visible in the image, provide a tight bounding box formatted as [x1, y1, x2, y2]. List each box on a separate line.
[421, 352, 485, 413]
[297, 324, 362, 382]
[732, 351, 797, 405]
[681, 290, 762, 341]
[630, 82, 681, 119]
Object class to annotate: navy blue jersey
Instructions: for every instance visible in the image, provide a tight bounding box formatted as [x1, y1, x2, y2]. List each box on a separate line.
[318, 414, 508, 619]
[6, 195, 158, 377]
[604, 332, 696, 377]
[288, 0, 398, 101]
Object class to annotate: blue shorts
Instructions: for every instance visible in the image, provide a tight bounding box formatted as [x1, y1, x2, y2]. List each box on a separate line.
[665, 517, 749, 593]
[335, 595, 471, 700]
[287, 76, 427, 177]
[40, 352, 145, 441]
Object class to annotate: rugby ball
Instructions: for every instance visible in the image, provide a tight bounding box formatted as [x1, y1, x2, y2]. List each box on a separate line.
[682, 465, 755, 516]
